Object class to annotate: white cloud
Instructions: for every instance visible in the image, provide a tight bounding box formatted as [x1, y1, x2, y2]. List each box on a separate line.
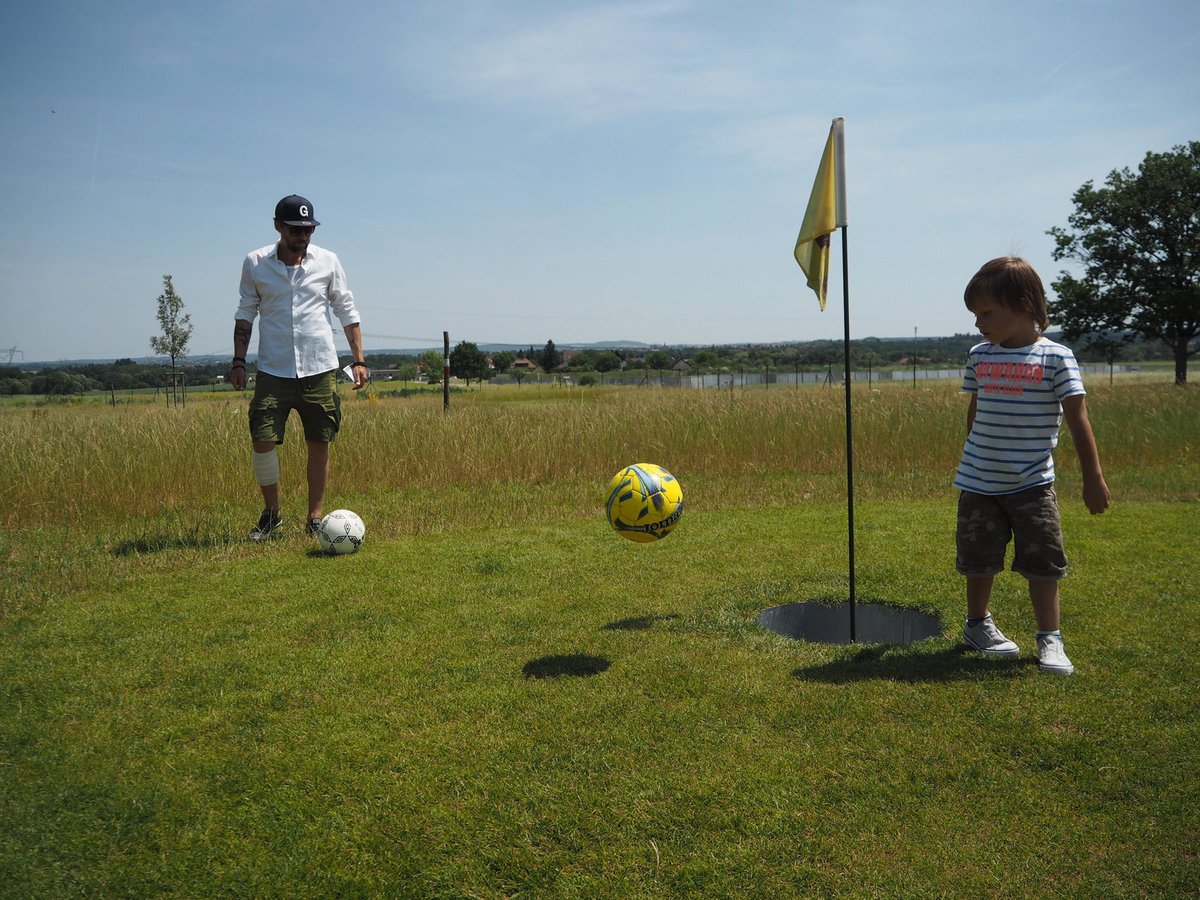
[401, 1, 761, 122]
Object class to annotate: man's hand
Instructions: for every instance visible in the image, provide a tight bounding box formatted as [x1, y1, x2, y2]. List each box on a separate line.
[230, 361, 248, 391]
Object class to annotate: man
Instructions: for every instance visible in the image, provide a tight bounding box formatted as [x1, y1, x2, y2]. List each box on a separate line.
[229, 194, 368, 541]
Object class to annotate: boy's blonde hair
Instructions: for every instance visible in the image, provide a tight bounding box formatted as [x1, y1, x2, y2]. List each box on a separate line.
[964, 256, 1050, 332]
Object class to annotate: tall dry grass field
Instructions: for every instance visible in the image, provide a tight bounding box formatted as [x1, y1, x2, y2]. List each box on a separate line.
[1, 380, 1195, 536]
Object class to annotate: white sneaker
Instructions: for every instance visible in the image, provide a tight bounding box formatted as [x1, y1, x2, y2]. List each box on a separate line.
[1037, 632, 1075, 675]
[963, 615, 1020, 657]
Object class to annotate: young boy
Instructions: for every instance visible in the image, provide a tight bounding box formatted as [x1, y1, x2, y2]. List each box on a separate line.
[954, 257, 1110, 675]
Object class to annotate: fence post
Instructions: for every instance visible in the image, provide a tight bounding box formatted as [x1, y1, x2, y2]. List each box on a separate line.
[443, 331, 450, 412]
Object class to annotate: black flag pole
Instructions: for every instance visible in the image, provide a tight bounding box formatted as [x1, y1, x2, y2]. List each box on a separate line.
[828, 118, 855, 642]
[839, 223, 856, 642]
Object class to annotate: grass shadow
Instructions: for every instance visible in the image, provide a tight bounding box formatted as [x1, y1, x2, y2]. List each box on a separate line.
[793, 645, 1036, 683]
[523, 654, 612, 679]
[601, 614, 681, 631]
[113, 533, 234, 556]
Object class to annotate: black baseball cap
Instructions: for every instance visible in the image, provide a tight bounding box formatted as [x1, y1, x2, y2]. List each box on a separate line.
[274, 194, 320, 226]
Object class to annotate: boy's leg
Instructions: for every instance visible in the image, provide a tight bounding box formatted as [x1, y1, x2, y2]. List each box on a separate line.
[1011, 486, 1074, 673]
[965, 570, 1020, 657]
[1029, 578, 1073, 674]
[966, 575, 994, 620]
[1028, 579, 1061, 632]
[957, 492, 1018, 655]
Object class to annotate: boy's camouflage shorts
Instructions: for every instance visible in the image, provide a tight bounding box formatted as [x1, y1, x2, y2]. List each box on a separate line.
[956, 483, 1068, 581]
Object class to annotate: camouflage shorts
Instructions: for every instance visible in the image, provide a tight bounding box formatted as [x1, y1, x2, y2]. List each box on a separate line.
[249, 370, 341, 444]
[956, 484, 1068, 581]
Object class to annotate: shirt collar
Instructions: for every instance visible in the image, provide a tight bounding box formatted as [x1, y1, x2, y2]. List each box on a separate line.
[271, 241, 311, 267]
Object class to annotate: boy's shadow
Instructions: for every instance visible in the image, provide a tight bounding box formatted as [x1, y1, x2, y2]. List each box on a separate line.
[793, 645, 1036, 683]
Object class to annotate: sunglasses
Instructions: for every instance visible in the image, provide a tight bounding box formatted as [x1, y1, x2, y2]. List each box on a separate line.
[284, 225, 315, 236]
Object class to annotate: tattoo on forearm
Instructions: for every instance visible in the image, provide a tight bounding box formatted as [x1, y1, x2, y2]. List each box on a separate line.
[235, 323, 252, 340]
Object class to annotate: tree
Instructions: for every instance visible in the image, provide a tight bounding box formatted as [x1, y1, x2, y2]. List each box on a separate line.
[491, 350, 516, 374]
[449, 340, 489, 385]
[1047, 142, 1200, 385]
[149, 275, 192, 373]
[593, 350, 620, 373]
[537, 340, 561, 372]
[419, 349, 444, 384]
[570, 349, 600, 371]
[30, 369, 96, 395]
[508, 364, 529, 386]
[1079, 331, 1127, 387]
[646, 350, 672, 370]
[149, 275, 193, 403]
[0, 366, 30, 395]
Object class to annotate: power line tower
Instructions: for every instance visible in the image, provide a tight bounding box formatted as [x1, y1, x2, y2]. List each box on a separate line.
[1, 347, 22, 364]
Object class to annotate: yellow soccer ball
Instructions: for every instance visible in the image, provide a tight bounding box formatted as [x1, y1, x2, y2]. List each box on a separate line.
[605, 463, 684, 543]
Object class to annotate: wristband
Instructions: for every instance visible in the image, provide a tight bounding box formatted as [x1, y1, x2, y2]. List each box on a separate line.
[351, 361, 368, 368]
[232, 356, 246, 363]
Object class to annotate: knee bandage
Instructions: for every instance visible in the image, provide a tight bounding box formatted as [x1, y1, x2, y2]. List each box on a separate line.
[252, 448, 280, 487]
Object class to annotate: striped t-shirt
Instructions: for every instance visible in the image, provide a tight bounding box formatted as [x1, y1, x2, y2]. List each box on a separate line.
[953, 338, 1085, 496]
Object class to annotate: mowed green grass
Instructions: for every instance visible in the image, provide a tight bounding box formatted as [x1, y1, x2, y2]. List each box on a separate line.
[1, 380, 1198, 897]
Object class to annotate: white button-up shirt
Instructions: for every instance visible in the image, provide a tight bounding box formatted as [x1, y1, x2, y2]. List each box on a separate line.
[236, 242, 361, 379]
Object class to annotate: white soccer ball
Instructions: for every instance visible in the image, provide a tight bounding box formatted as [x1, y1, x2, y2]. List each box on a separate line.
[316, 509, 365, 555]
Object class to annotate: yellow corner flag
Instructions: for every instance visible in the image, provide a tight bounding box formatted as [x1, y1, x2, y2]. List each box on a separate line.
[794, 118, 847, 310]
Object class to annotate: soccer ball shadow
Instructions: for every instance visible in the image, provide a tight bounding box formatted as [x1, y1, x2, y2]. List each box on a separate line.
[522, 654, 612, 679]
[601, 613, 682, 631]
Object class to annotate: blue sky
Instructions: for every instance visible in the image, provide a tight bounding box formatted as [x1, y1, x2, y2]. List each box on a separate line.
[2, 0, 1197, 363]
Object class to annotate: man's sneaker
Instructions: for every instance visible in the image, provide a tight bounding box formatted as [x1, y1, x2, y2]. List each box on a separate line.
[305, 517, 322, 539]
[1037, 632, 1075, 675]
[963, 615, 1020, 657]
[249, 509, 283, 541]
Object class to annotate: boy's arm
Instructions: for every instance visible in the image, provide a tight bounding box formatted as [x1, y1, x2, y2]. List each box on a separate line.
[1062, 394, 1110, 514]
[965, 393, 978, 432]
